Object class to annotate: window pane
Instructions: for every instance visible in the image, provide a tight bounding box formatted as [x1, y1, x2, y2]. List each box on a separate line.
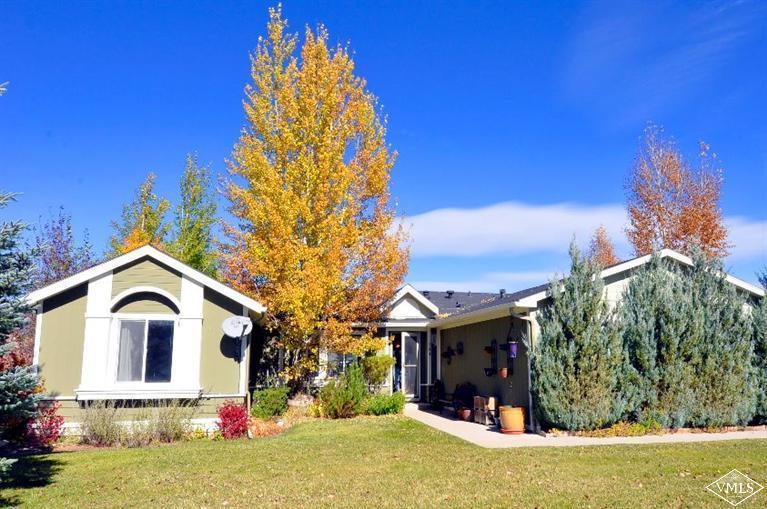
[117, 320, 145, 382]
[145, 320, 174, 382]
[327, 352, 342, 377]
[404, 333, 418, 365]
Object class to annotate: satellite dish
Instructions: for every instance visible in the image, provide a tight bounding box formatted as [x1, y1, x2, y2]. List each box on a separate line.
[222, 315, 253, 338]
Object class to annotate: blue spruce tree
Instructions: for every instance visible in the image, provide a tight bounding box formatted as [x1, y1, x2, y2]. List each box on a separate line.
[530, 242, 628, 431]
[620, 256, 696, 427]
[0, 192, 41, 444]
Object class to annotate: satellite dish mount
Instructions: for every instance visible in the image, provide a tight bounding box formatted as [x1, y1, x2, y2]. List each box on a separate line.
[222, 316, 253, 362]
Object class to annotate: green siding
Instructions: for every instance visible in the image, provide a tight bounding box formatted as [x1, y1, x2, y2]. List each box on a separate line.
[111, 257, 181, 299]
[38, 284, 88, 397]
[440, 316, 530, 411]
[200, 288, 243, 394]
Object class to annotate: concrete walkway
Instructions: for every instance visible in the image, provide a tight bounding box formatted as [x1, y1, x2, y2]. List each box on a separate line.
[404, 403, 767, 449]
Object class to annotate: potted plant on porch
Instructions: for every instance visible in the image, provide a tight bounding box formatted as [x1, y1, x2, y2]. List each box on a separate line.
[452, 382, 477, 421]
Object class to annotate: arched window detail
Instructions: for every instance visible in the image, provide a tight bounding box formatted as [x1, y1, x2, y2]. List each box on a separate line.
[110, 286, 182, 315]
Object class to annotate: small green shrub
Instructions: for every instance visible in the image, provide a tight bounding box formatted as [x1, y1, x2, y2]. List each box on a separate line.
[251, 387, 290, 419]
[364, 392, 405, 416]
[80, 401, 123, 446]
[320, 363, 367, 419]
[360, 355, 395, 386]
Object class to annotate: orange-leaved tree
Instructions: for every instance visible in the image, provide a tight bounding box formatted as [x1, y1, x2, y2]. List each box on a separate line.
[588, 225, 619, 268]
[109, 172, 170, 256]
[626, 124, 728, 258]
[222, 7, 409, 386]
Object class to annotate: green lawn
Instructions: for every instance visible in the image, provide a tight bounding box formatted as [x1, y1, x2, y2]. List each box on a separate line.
[3, 416, 766, 508]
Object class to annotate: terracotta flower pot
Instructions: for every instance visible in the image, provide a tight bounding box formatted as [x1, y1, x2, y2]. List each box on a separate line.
[457, 408, 472, 421]
[499, 406, 525, 434]
[498, 367, 508, 378]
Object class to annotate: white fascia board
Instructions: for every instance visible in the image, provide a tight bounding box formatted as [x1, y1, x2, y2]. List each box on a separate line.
[382, 320, 431, 329]
[606, 249, 764, 297]
[391, 283, 439, 315]
[27, 245, 268, 313]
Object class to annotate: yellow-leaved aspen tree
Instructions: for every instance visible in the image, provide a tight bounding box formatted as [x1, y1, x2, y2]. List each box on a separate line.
[222, 7, 409, 387]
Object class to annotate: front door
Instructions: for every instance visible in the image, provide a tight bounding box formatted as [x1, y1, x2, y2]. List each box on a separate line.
[402, 332, 419, 399]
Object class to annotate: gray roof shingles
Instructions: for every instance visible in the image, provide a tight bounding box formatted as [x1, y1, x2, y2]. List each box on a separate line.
[418, 283, 550, 317]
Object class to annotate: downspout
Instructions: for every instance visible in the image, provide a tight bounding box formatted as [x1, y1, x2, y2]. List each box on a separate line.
[512, 311, 535, 432]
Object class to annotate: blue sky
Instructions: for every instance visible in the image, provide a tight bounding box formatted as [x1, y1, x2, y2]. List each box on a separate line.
[2, 1, 766, 291]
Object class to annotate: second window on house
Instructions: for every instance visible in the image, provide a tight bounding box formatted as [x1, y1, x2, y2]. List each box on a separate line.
[116, 319, 174, 383]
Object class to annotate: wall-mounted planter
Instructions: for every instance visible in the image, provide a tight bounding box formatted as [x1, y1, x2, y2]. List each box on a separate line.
[484, 367, 496, 377]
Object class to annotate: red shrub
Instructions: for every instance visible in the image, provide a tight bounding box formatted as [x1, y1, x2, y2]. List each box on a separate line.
[27, 401, 65, 447]
[217, 400, 249, 439]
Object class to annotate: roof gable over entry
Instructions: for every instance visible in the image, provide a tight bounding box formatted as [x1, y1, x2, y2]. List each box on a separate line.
[387, 284, 439, 321]
[27, 245, 267, 314]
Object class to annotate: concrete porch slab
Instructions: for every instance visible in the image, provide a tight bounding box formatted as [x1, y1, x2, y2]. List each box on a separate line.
[404, 403, 767, 449]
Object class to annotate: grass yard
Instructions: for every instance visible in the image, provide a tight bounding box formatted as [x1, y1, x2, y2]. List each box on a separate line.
[2, 416, 766, 508]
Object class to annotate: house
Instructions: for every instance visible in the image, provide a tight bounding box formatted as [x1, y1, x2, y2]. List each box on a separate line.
[27, 245, 267, 429]
[375, 249, 764, 431]
[28, 246, 764, 431]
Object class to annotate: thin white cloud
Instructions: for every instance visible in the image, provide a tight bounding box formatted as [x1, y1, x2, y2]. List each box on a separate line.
[401, 201, 628, 258]
[726, 216, 767, 261]
[400, 200, 766, 264]
[563, 1, 766, 127]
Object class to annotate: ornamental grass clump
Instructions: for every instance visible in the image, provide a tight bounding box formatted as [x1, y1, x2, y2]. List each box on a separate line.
[80, 401, 123, 447]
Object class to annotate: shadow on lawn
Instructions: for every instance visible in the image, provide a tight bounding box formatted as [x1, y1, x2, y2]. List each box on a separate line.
[0, 453, 62, 507]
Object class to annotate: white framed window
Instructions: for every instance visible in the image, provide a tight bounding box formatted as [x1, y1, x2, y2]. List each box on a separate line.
[116, 318, 175, 383]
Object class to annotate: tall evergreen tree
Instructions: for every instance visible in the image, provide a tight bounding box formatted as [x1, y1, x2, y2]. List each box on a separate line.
[753, 290, 767, 423]
[686, 253, 756, 427]
[530, 241, 627, 431]
[0, 192, 41, 440]
[109, 172, 170, 256]
[621, 252, 757, 427]
[620, 256, 696, 427]
[166, 155, 218, 276]
[33, 206, 96, 287]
